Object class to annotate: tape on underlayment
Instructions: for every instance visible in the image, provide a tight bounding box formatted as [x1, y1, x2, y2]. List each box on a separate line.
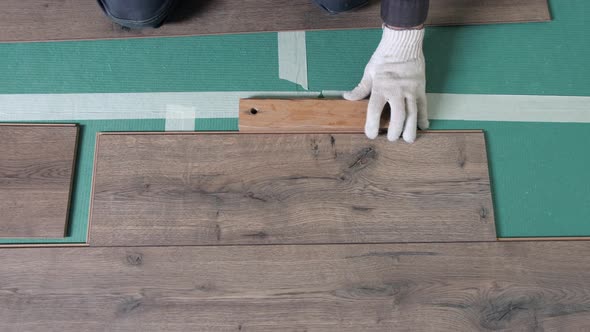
[0, 91, 319, 121]
[165, 105, 196, 131]
[278, 31, 308, 90]
[427, 93, 590, 123]
[0, 92, 589, 123]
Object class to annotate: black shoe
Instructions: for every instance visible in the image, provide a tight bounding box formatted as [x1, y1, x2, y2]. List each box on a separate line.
[97, 0, 178, 29]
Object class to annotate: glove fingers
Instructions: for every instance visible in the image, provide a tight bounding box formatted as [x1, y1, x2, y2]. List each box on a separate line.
[387, 97, 406, 142]
[417, 92, 429, 130]
[343, 74, 372, 101]
[402, 98, 418, 143]
[364, 93, 387, 139]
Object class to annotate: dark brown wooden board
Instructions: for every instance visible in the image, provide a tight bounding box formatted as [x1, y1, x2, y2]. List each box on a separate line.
[0, 124, 78, 238]
[89, 132, 495, 246]
[1, 241, 589, 331]
[0, 0, 550, 43]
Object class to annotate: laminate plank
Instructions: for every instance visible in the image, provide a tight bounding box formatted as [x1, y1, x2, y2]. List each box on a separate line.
[240, 98, 381, 132]
[0, 124, 78, 238]
[0, 0, 550, 43]
[89, 132, 495, 246]
[0, 242, 589, 331]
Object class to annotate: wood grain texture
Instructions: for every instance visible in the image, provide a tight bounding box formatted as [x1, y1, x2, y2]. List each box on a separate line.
[0, 124, 78, 238]
[0, 0, 550, 42]
[1, 242, 590, 331]
[240, 98, 381, 132]
[89, 132, 495, 246]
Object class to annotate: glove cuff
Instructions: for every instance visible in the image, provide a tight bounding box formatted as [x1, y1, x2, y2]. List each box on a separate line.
[374, 26, 424, 62]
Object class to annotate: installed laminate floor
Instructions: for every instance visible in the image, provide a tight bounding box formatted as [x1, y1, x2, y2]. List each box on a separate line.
[0, 242, 589, 331]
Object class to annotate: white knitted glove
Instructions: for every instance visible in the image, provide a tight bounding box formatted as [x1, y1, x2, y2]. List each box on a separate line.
[344, 27, 429, 143]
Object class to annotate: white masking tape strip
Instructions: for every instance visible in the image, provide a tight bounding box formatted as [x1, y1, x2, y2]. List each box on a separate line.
[324, 91, 590, 123]
[427, 93, 590, 123]
[278, 31, 309, 90]
[1, 92, 589, 123]
[0, 91, 319, 121]
[320, 90, 349, 98]
[165, 105, 196, 131]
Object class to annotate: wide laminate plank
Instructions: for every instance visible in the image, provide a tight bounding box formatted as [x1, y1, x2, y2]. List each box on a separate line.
[89, 132, 495, 246]
[0, 0, 550, 42]
[0, 242, 589, 331]
[0, 124, 78, 238]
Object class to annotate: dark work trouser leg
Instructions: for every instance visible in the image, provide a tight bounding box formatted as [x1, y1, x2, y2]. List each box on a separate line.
[97, 0, 178, 29]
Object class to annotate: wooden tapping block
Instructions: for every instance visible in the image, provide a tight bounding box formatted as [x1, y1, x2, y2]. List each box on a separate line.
[0, 124, 78, 238]
[2, 241, 590, 330]
[0, 0, 550, 42]
[89, 131, 495, 246]
[239, 98, 382, 133]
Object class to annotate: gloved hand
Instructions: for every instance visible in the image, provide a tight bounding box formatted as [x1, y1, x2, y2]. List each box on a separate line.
[344, 26, 429, 143]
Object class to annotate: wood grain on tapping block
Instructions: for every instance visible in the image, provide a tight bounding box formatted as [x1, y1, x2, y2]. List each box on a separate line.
[1, 241, 590, 331]
[89, 131, 495, 246]
[0, 0, 550, 42]
[0, 124, 78, 238]
[240, 98, 378, 132]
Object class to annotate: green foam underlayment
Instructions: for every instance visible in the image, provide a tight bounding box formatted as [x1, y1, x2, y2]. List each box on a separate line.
[431, 121, 590, 238]
[0, 34, 299, 93]
[0, 1, 588, 95]
[1, 0, 589, 243]
[307, 0, 590, 95]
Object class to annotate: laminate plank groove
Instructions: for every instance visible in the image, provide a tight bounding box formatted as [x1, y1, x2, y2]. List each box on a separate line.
[89, 132, 495, 246]
[0, 0, 550, 42]
[0, 242, 589, 331]
[0, 124, 78, 238]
